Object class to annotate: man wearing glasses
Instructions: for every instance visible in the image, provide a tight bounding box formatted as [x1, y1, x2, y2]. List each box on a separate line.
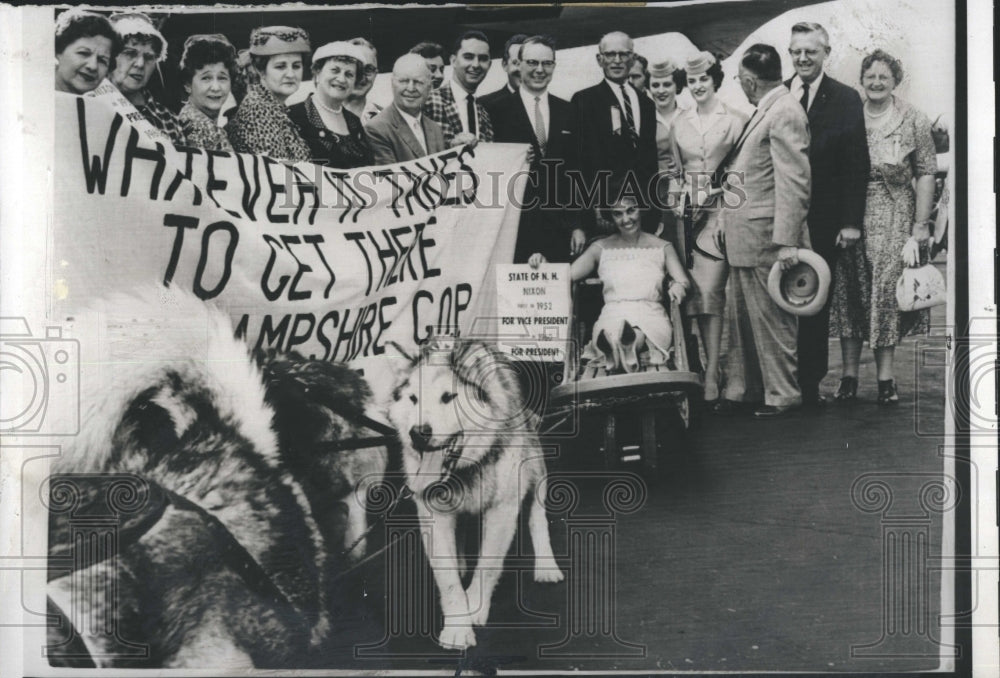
[570, 31, 658, 239]
[346, 37, 383, 122]
[491, 35, 583, 263]
[784, 22, 869, 407]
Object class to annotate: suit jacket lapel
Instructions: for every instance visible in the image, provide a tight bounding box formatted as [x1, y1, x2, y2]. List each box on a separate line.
[390, 105, 426, 158]
[808, 75, 832, 124]
[734, 87, 782, 155]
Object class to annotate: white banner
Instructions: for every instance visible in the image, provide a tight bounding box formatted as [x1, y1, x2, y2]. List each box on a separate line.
[53, 93, 528, 397]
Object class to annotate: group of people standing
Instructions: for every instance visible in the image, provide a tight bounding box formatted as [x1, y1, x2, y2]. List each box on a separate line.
[53, 9, 943, 414]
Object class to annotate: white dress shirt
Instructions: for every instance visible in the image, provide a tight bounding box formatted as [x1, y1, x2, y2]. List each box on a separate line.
[789, 71, 824, 112]
[519, 86, 550, 139]
[395, 105, 428, 153]
[605, 77, 641, 134]
[449, 77, 479, 135]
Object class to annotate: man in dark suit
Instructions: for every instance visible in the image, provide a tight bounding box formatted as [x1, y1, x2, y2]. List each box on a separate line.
[570, 31, 658, 237]
[367, 54, 447, 165]
[490, 35, 583, 263]
[716, 43, 811, 418]
[785, 22, 869, 406]
[480, 34, 527, 115]
[423, 30, 495, 146]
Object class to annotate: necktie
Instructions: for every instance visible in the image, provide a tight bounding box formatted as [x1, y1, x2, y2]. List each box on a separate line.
[619, 84, 638, 146]
[800, 81, 810, 111]
[466, 93, 477, 137]
[412, 120, 427, 154]
[533, 96, 547, 154]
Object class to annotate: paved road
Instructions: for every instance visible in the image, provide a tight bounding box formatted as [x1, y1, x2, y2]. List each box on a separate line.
[317, 302, 953, 673]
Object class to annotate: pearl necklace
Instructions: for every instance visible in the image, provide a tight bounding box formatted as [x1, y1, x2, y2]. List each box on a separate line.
[315, 96, 344, 116]
[864, 101, 891, 118]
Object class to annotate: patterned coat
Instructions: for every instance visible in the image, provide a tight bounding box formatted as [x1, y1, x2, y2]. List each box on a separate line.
[423, 82, 494, 146]
[178, 102, 233, 152]
[227, 82, 311, 163]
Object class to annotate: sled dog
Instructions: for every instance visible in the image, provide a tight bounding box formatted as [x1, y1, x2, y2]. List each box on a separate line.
[387, 339, 563, 650]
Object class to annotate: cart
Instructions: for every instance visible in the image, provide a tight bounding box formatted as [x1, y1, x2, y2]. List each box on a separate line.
[543, 277, 703, 476]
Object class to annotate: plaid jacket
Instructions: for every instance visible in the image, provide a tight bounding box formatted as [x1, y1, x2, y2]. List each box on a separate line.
[423, 83, 494, 146]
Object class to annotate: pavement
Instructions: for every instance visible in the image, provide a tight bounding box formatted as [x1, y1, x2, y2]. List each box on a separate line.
[314, 300, 953, 673]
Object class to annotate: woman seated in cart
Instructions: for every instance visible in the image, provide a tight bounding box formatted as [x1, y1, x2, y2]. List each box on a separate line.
[529, 183, 690, 375]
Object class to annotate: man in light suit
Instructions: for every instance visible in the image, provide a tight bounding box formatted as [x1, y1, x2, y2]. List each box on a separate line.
[490, 35, 583, 263]
[570, 31, 659, 238]
[716, 43, 811, 417]
[423, 30, 494, 147]
[785, 22, 870, 406]
[367, 54, 446, 165]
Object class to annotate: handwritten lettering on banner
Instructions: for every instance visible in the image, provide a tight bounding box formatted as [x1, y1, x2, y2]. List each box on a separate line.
[496, 264, 571, 362]
[53, 93, 527, 393]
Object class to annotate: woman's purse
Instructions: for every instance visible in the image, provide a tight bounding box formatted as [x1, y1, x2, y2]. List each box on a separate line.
[896, 263, 946, 311]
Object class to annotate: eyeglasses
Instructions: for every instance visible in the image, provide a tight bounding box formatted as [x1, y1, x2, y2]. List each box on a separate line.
[600, 51, 633, 62]
[524, 59, 556, 70]
[362, 65, 378, 76]
[788, 48, 824, 58]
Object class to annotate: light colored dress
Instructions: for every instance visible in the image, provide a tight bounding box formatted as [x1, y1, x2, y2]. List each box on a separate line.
[583, 243, 675, 368]
[670, 100, 747, 316]
[829, 96, 937, 347]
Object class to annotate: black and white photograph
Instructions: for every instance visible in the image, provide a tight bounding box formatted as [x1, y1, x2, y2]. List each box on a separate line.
[0, 1, 995, 676]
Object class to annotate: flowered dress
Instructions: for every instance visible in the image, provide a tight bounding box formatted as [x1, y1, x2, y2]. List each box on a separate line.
[178, 102, 233, 152]
[227, 82, 311, 162]
[583, 243, 676, 368]
[828, 97, 937, 347]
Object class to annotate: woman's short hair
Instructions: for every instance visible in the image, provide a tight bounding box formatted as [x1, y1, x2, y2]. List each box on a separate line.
[311, 54, 362, 84]
[598, 175, 644, 222]
[55, 11, 120, 56]
[180, 39, 236, 84]
[672, 59, 724, 94]
[861, 49, 904, 85]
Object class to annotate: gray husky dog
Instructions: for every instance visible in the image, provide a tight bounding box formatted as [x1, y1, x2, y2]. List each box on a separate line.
[46, 289, 386, 668]
[387, 339, 563, 650]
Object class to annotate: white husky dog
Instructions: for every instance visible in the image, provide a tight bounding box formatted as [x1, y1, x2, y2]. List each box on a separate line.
[387, 339, 563, 650]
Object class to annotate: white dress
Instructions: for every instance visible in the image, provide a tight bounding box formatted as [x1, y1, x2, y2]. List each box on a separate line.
[583, 245, 674, 368]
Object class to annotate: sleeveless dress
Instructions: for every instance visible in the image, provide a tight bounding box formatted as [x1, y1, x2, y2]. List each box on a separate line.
[583, 245, 674, 368]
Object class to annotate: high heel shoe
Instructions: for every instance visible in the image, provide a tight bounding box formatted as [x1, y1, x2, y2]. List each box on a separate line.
[877, 379, 899, 405]
[834, 376, 858, 402]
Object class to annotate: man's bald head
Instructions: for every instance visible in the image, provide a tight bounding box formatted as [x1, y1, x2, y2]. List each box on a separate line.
[599, 31, 633, 52]
[392, 53, 433, 115]
[597, 31, 634, 83]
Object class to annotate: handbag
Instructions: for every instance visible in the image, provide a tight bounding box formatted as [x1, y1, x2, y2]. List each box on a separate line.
[896, 263, 946, 311]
